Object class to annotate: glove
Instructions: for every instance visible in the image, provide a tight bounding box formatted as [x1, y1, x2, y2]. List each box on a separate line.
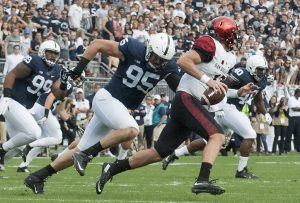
[36, 109, 49, 125]
[215, 110, 225, 118]
[60, 67, 69, 90]
[0, 97, 11, 115]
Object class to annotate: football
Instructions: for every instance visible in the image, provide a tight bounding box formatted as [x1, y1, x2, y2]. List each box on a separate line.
[200, 87, 226, 105]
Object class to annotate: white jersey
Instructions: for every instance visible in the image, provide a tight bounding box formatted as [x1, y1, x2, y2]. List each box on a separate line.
[177, 37, 236, 101]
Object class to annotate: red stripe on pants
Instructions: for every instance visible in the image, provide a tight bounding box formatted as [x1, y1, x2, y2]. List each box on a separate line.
[181, 92, 219, 136]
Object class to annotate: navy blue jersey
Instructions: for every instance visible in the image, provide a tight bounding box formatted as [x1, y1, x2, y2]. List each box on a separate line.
[37, 80, 73, 107]
[226, 67, 268, 111]
[12, 55, 61, 109]
[105, 37, 179, 109]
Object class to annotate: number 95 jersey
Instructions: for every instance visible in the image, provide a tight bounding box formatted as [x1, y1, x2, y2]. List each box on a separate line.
[105, 37, 179, 109]
[12, 55, 61, 109]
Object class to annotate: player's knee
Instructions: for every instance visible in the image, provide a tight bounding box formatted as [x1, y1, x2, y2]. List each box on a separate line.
[244, 129, 257, 139]
[31, 126, 42, 140]
[127, 127, 139, 139]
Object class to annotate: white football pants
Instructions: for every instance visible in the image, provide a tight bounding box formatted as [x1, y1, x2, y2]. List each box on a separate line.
[78, 88, 139, 151]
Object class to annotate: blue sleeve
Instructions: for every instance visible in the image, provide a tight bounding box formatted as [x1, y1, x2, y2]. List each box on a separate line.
[118, 37, 145, 60]
[22, 55, 40, 72]
[158, 106, 166, 116]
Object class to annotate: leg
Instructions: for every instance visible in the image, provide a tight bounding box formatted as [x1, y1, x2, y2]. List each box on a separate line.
[261, 134, 268, 153]
[284, 117, 295, 152]
[256, 134, 261, 154]
[0, 100, 41, 165]
[220, 104, 257, 178]
[272, 126, 280, 154]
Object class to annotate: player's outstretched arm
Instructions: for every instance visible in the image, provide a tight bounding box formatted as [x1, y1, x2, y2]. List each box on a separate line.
[70, 39, 124, 79]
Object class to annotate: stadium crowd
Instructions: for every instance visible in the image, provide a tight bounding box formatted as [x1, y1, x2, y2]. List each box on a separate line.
[1, 0, 300, 173]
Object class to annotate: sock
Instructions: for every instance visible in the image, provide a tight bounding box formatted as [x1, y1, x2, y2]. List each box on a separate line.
[32, 164, 56, 180]
[117, 145, 128, 160]
[82, 142, 103, 157]
[174, 146, 189, 157]
[237, 156, 249, 172]
[58, 147, 70, 157]
[198, 162, 212, 182]
[110, 159, 132, 176]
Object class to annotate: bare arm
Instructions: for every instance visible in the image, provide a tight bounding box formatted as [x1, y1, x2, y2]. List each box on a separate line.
[83, 39, 124, 61]
[176, 50, 203, 80]
[51, 80, 67, 100]
[254, 92, 267, 114]
[4, 62, 31, 90]
[44, 93, 57, 110]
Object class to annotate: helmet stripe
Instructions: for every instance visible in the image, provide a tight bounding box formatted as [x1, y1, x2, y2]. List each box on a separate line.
[163, 35, 170, 56]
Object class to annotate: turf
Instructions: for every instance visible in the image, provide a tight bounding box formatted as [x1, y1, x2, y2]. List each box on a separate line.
[0, 153, 300, 203]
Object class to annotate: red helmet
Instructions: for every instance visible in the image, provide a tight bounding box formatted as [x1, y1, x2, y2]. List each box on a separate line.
[208, 16, 241, 50]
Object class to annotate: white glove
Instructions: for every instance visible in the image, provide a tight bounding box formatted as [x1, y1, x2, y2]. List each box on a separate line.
[36, 117, 47, 125]
[0, 97, 11, 115]
[215, 110, 225, 118]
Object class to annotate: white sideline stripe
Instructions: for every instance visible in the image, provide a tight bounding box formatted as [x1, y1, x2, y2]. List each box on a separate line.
[0, 198, 202, 203]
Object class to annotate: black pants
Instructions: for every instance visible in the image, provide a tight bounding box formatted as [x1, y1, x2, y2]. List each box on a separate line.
[154, 91, 223, 158]
[272, 125, 287, 154]
[144, 125, 154, 149]
[285, 116, 300, 152]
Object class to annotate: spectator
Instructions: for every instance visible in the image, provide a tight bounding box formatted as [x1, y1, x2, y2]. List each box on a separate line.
[4, 27, 20, 57]
[132, 22, 149, 43]
[286, 88, 300, 153]
[68, 0, 83, 29]
[102, 9, 115, 40]
[77, 38, 90, 60]
[89, 0, 100, 29]
[56, 32, 70, 60]
[81, 0, 93, 31]
[28, 31, 42, 55]
[95, 0, 108, 32]
[152, 94, 167, 146]
[20, 27, 31, 56]
[143, 95, 154, 149]
[73, 88, 90, 127]
[272, 97, 289, 155]
[50, 8, 62, 34]
[60, 10, 70, 33]
[3, 44, 23, 76]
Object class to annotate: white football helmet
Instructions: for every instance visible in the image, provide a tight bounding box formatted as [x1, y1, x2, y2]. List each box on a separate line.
[246, 55, 268, 81]
[38, 40, 60, 67]
[145, 33, 175, 70]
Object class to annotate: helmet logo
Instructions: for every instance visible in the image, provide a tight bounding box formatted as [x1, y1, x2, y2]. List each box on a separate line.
[163, 36, 170, 56]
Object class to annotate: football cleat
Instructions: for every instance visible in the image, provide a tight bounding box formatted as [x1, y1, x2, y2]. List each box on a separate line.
[17, 166, 30, 173]
[72, 151, 93, 176]
[162, 152, 178, 170]
[235, 167, 258, 179]
[0, 144, 6, 165]
[95, 162, 113, 194]
[192, 179, 225, 195]
[24, 175, 45, 194]
[22, 145, 32, 162]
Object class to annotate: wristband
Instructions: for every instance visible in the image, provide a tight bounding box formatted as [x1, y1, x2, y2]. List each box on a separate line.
[200, 74, 210, 84]
[3, 88, 13, 98]
[74, 57, 90, 75]
[227, 89, 239, 98]
[44, 109, 50, 118]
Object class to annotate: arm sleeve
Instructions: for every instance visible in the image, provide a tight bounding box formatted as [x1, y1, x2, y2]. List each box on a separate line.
[165, 73, 181, 92]
[192, 36, 216, 63]
[158, 106, 166, 116]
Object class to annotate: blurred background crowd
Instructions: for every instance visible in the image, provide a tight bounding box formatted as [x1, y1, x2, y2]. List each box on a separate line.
[1, 0, 300, 157]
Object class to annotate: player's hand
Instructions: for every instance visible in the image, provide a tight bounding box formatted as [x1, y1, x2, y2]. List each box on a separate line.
[68, 68, 82, 80]
[206, 79, 228, 94]
[37, 117, 47, 125]
[237, 83, 257, 97]
[0, 97, 11, 115]
[60, 67, 69, 85]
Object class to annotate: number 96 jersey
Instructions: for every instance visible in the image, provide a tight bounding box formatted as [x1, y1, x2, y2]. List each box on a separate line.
[12, 55, 61, 109]
[105, 37, 179, 109]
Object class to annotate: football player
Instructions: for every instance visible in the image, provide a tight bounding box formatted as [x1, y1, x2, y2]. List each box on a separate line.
[24, 33, 182, 194]
[162, 55, 269, 179]
[92, 16, 244, 195]
[0, 40, 68, 170]
[16, 80, 74, 172]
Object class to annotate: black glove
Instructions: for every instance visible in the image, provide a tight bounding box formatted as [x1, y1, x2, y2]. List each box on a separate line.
[69, 57, 90, 79]
[60, 67, 69, 90]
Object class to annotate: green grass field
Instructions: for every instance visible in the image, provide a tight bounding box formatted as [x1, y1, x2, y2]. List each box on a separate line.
[0, 153, 300, 203]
